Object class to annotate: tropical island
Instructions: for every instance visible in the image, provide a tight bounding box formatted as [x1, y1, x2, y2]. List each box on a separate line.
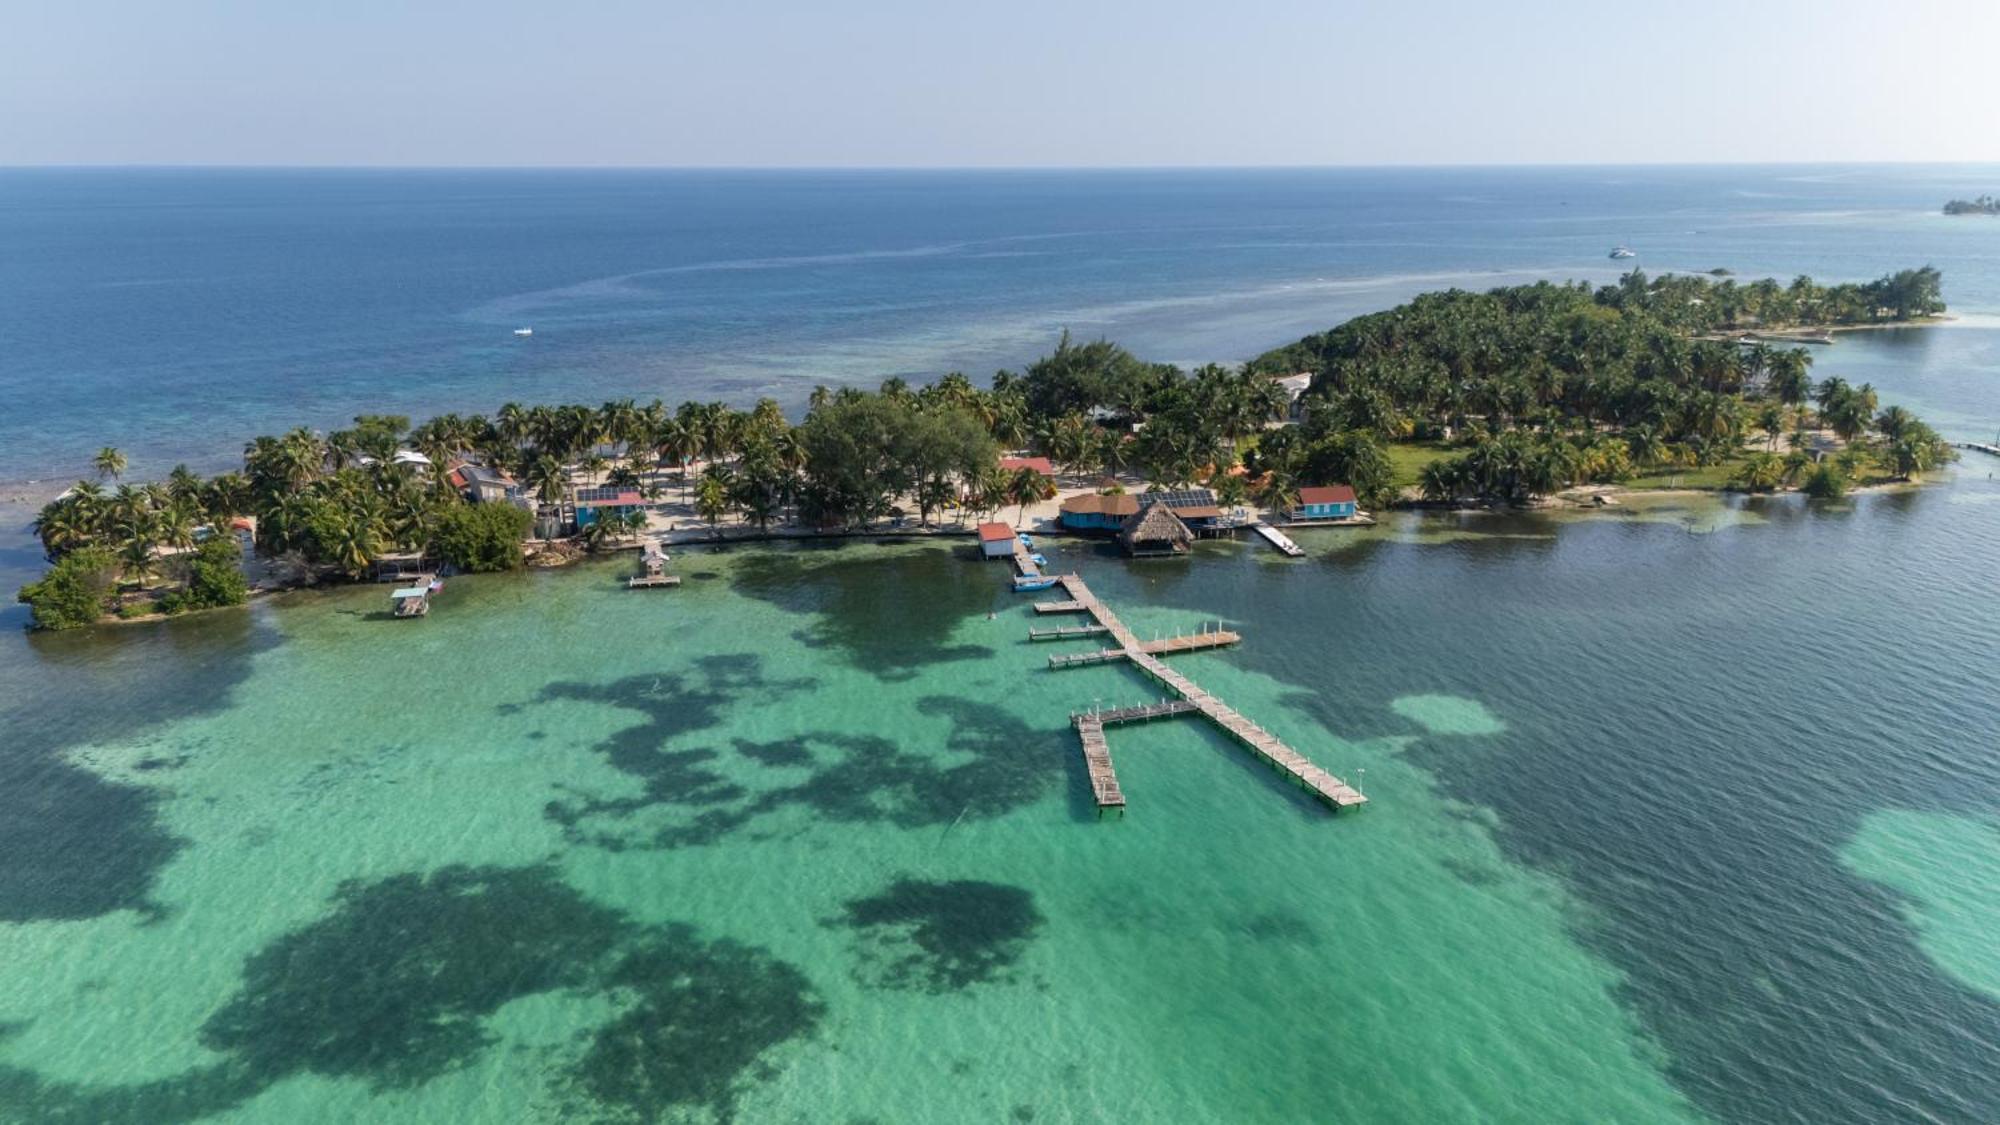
[19, 267, 1957, 630]
[1942, 196, 2000, 215]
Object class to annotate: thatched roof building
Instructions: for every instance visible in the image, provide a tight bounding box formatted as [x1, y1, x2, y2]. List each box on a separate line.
[1119, 503, 1192, 557]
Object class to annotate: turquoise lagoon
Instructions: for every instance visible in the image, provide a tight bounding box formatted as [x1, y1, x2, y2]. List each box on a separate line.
[5, 482, 2000, 1122]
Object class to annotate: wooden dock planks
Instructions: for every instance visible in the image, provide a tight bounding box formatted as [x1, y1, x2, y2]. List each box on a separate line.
[1252, 522, 1306, 557]
[1048, 572, 1367, 813]
[1072, 714, 1126, 812]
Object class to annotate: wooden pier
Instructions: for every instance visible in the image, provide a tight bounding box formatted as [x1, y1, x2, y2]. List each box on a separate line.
[1043, 573, 1366, 814]
[1072, 713, 1126, 814]
[1957, 441, 2000, 459]
[1033, 600, 1088, 615]
[1252, 522, 1305, 557]
[1029, 623, 1111, 641]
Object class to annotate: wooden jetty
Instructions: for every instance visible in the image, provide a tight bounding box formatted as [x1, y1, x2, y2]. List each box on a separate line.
[1029, 623, 1111, 641]
[1072, 713, 1126, 814]
[1957, 441, 2000, 459]
[628, 544, 682, 588]
[1044, 573, 1366, 813]
[1070, 701, 1201, 816]
[1252, 522, 1305, 557]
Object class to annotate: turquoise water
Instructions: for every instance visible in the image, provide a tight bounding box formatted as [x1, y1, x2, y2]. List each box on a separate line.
[5, 167, 2000, 1122]
[5, 488, 2000, 1122]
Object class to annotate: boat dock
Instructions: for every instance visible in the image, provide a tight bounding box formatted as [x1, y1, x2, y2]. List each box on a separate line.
[628, 543, 682, 588]
[1956, 442, 2000, 458]
[1252, 522, 1305, 557]
[1034, 599, 1087, 615]
[1029, 623, 1111, 641]
[1040, 573, 1366, 814]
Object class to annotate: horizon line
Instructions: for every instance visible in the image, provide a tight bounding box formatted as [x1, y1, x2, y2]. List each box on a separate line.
[5, 159, 2000, 173]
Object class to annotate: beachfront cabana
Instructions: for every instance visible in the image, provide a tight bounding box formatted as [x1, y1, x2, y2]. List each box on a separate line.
[1060, 491, 1140, 532]
[976, 522, 1017, 559]
[1119, 504, 1192, 558]
[1292, 484, 1357, 521]
[574, 487, 646, 528]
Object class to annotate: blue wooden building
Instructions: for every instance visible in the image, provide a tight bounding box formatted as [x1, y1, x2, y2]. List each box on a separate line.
[1059, 492, 1140, 532]
[1292, 485, 1357, 520]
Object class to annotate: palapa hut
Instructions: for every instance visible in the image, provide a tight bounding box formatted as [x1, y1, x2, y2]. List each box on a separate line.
[1118, 503, 1192, 558]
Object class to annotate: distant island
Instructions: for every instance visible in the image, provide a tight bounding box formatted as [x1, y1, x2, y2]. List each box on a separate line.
[1942, 196, 2000, 216]
[19, 267, 1957, 630]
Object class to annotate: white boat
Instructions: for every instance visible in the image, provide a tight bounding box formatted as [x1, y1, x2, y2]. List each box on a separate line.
[513, 327, 534, 337]
[1609, 246, 1637, 260]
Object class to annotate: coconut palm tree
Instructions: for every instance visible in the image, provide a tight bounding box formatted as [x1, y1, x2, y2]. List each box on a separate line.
[1007, 466, 1050, 527]
[94, 447, 127, 481]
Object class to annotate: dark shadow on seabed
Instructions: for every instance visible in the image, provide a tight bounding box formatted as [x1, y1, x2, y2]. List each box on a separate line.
[0, 864, 827, 1124]
[0, 608, 277, 923]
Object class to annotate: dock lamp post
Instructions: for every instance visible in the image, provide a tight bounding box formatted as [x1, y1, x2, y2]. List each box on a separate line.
[1357, 767, 1366, 796]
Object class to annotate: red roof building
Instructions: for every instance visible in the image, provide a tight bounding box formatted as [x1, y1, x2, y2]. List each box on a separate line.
[1297, 485, 1355, 505]
[976, 521, 1018, 558]
[998, 456, 1055, 475]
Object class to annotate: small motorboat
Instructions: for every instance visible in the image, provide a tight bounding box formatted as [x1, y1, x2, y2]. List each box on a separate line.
[1016, 533, 1035, 547]
[1030, 553, 1048, 567]
[1609, 246, 1637, 260]
[513, 327, 534, 337]
[1013, 576, 1059, 592]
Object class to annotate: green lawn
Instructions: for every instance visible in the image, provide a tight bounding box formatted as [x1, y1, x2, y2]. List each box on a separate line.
[1383, 440, 1457, 489]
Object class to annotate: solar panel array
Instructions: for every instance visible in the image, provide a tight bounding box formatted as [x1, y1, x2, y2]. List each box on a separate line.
[1142, 488, 1218, 509]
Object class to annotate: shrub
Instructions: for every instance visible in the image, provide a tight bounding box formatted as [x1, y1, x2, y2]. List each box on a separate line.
[17, 546, 119, 630]
[1802, 463, 1849, 501]
[182, 538, 250, 609]
[433, 502, 531, 572]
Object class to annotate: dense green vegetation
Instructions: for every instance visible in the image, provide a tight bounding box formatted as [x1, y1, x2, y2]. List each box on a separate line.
[1943, 196, 2000, 216]
[17, 547, 120, 630]
[433, 503, 534, 572]
[21, 268, 1957, 629]
[1247, 269, 1953, 504]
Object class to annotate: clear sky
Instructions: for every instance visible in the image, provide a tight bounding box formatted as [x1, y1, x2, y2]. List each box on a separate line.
[4, 0, 1997, 167]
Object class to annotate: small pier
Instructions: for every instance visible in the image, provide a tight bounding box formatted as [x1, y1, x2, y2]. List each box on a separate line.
[1252, 522, 1305, 557]
[628, 543, 681, 588]
[1957, 441, 2000, 459]
[1042, 573, 1366, 814]
[1034, 600, 1088, 615]
[1072, 713, 1126, 814]
[1029, 623, 1111, 641]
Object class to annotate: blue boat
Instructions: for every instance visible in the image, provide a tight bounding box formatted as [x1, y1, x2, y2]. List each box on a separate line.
[1013, 576, 1059, 592]
[1030, 553, 1048, 567]
[1016, 533, 1035, 548]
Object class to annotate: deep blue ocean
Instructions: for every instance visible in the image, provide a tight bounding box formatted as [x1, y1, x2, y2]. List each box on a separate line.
[5, 165, 1999, 494]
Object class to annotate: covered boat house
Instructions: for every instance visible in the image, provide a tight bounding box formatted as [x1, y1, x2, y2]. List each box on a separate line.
[977, 522, 1018, 559]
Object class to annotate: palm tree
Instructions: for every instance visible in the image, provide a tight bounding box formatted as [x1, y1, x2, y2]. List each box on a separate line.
[94, 447, 127, 481]
[1757, 403, 1785, 451]
[695, 473, 730, 534]
[1006, 466, 1049, 527]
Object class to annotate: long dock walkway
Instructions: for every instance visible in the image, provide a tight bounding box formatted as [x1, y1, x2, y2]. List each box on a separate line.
[1252, 522, 1305, 557]
[1044, 573, 1366, 813]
